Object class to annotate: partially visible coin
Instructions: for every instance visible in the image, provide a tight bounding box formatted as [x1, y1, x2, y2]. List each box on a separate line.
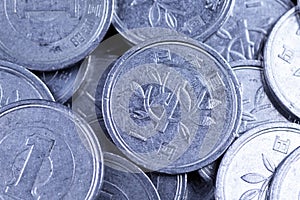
[0, 100, 103, 199]
[0, 0, 113, 71]
[268, 146, 300, 200]
[0, 60, 54, 107]
[113, 0, 234, 44]
[264, 7, 300, 121]
[148, 172, 187, 200]
[102, 36, 242, 173]
[216, 122, 300, 200]
[98, 152, 160, 200]
[205, 0, 293, 62]
[232, 60, 287, 135]
[198, 161, 218, 183]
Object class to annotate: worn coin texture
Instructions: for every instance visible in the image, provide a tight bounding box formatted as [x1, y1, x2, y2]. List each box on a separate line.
[264, 7, 300, 121]
[216, 122, 300, 200]
[0, 60, 54, 107]
[102, 36, 242, 174]
[98, 152, 160, 200]
[0, 0, 113, 71]
[0, 100, 103, 200]
[35, 61, 87, 103]
[205, 0, 293, 62]
[232, 60, 287, 135]
[148, 172, 187, 200]
[268, 146, 300, 200]
[113, 0, 234, 44]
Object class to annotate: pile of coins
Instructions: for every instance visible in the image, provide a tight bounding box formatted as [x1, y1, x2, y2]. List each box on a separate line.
[0, 0, 298, 199]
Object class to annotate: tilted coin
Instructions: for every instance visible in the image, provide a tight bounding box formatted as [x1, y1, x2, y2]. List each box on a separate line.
[205, 0, 293, 62]
[102, 36, 242, 174]
[198, 161, 218, 183]
[232, 60, 287, 135]
[113, 0, 234, 44]
[35, 60, 87, 103]
[268, 146, 300, 200]
[0, 60, 54, 106]
[98, 152, 160, 200]
[0, 0, 113, 71]
[148, 172, 187, 200]
[216, 122, 300, 200]
[264, 7, 300, 121]
[0, 100, 103, 199]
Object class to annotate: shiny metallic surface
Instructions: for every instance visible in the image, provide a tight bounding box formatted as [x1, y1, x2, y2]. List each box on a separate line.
[0, 0, 113, 71]
[205, 0, 293, 62]
[216, 122, 300, 200]
[113, 0, 234, 44]
[0, 100, 103, 199]
[198, 161, 218, 183]
[268, 146, 300, 200]
[102, 36, 242, 174]
[232, 60, 287, 135]
[264, 7, 300, 121]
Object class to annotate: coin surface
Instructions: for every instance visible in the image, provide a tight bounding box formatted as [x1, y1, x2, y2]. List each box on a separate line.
[102, 36, 242, 174]
[232, 60, 287, 135]
[148, 172, 187, 200]
[264, 7, 300, 121]
[98, 152, 160, 200]
[0, 60, 54, 107]
[268, 146, 300, 200]
[0, 100, 103, 200]
[0, 0, 113, 71]
[216, 122, 300, 200]
[205, 0, 293, 62]
[113, 0, 234, 44]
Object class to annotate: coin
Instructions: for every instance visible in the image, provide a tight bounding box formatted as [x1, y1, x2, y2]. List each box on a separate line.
[0, 60, 54, 107]
[148, 172, 187, 200]
[268, 146, 300, 200]
[264, 7, 300, 121]
[205, 0, 293, 62]
[98, 152, 160, 200]
[0, 99, 103, 199]
[215, 122, 300, 200]
[113, 0, 234, 44]
[198, 161, 218, 182]
[102, 36, 242, 174]
[231, 60, 287, 135]
[0, 0, 113, 71]
[35, 60, 87, 103]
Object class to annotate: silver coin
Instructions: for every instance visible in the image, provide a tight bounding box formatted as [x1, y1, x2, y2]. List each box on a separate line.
[98, 152, 160, 200]
[102, 36, 242, 174]
[264, 7, 300, 121]
[268, 146, 300, 200]
[113, 0, 234, 44]
[205, 0, 293, 62]
[148, 172, 187, 200]
[0, 60, 54, 106]
[231, 60, 287, 135]
[215, 122, 300, 200]
[0, 0, 113, 71]
[198, 161, 218, 183]
[0, 99, 103, 199]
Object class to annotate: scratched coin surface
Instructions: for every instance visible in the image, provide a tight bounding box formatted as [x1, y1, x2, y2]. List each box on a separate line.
[264, 7, 300, 121]
[0, 60, 54, 107]
[98, 152, 160, 200]
[215, 122, 300, 200]
[148, 172, 187, 200]
[268, 146, 300, 200]
[0, 0, 113, 71]
[205, 0, 293, 62]
[102, 37, 242, 174]
[35, 61, 87, 103]
[113, 0, 234, 44]
[0, 100, 103, 199]
[232, 60, 287, 135]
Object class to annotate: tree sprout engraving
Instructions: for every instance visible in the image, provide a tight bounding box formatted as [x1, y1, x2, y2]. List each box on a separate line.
[240, 153, 276, 200]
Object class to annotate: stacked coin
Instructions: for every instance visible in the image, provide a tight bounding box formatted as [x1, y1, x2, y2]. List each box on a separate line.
[0, 0, 298, 199]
